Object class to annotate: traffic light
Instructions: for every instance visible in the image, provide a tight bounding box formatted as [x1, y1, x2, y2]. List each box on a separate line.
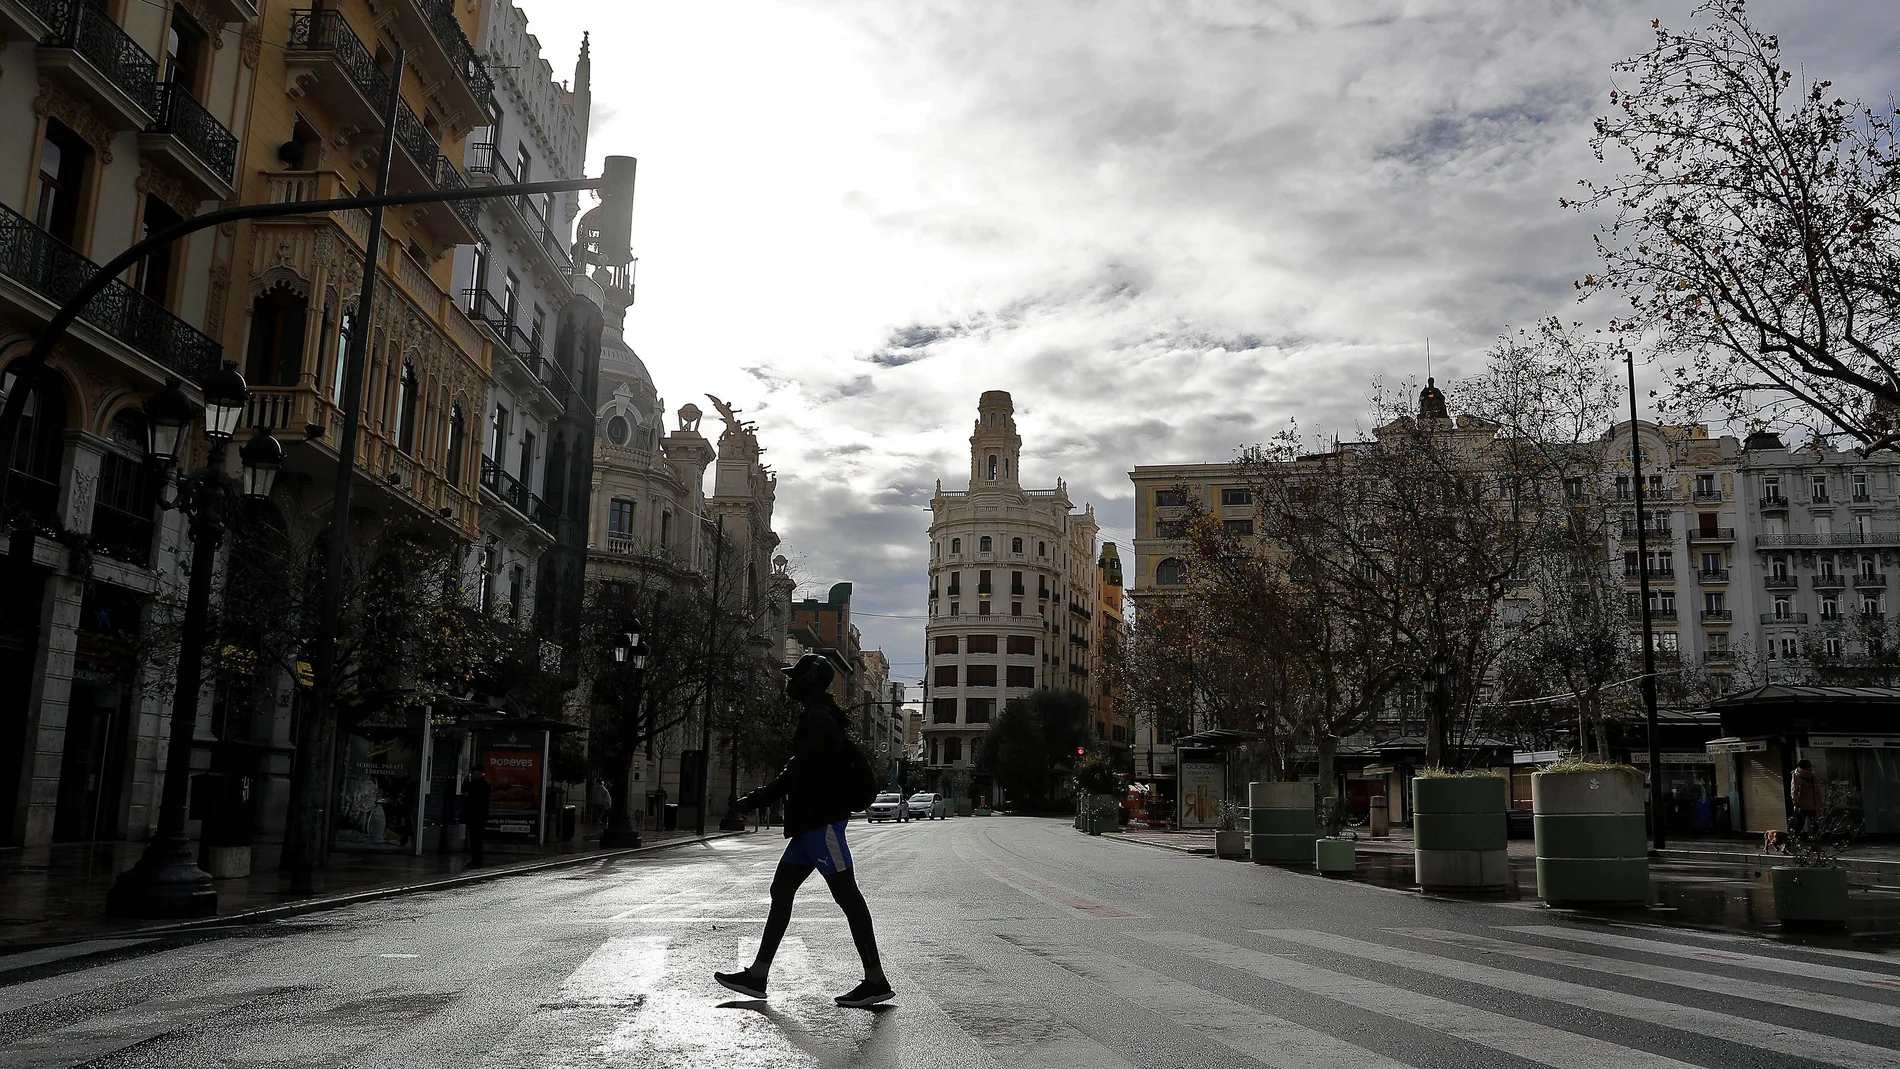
[580, 155, 636, 267]
[1076, 747, 1086, 757]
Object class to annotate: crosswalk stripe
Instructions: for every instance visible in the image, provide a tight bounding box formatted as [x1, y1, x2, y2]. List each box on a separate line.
[1015, 940, 1411, 1069]
[1503, 925, 1900, 991]
[548, 935, 667, 1008]
[1394, 927, 1900, 1027]
[893, 940, 1138, 1069]
[1666, 926, 1900, 968]
[0, 939, 154, 977]
[1259, 929, 1900, 1069]
[1146, 931, 1699, 1069]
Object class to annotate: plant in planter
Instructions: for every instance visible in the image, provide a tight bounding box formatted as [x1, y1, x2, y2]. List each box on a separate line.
[1213, 801, 1247, 858]
[1314, 796, 1356, 874]
[1774, 776, 1859, 929]
[1531, 759, 1648, 907]
[1412, 768, 1509, 891]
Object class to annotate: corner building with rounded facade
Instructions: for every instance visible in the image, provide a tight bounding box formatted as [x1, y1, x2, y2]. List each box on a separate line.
[925, 391, 1100, 805]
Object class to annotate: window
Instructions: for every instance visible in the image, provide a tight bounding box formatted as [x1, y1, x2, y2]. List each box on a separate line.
[135, 196, 184, 307]
[949, 603, 959, 616]
[1863, 556, 1878, 578]
[1773, 597, 1792, 619]
[1772, 557, 1789, 580]
[1005, 665, 1035, 688]
[1812, 474, 1829, 502]
[660, 510, 672, 547]
[1011, 601, 1022, 616]
[1038, 576, 1048, 599]
[34, 121, 89, 245]
[944, 738, 963, 764]
[1825, 637, 1844, 659]
[508, 565, 524, 620]
[1007, 635, 1036, 655]
[503, 270, 520, 323]
[932, 698, 956, 724]
[978, 601, 991, 616]
[606, 415, 629, 445]
[1563, 477, 1585, 501]
[1220, 487, 1252, 506]
[934, 665, 958, 687]
[518, 429, 535, 485]
[1821, 556, 1838, 578]
[468, 243, 489, 311]
[1821, 595, 1841, 620]
[608, 499, 635, 535]
[950, 537, 961, 554]
[1011, 571, 1025, 595]
[395, 364, 419, 453]
[1854, 473, 1869, 501]
[1764, 476, 1782, 498]
[246, 282, 308, 387]
[94, 411, 155, 560]
[978, 570, 992, 593]
[967, 634, 998, 654]
[967, 698, 995, 724]
[966, 665, 997, 687]
[1815, 515, 1834, 538]
[1011, 537, 1023, 553]
[1154, 488, 1187, 507]
[1037, 541, 1046, 556]
[1223, 519, 1254, 536]
[332, 307, 355, 401]
[979, 536, 992, 553]
[1783, 637, 1799, 658]
[1154, 519, 1187, 538]
[987, 454, 997, 480]
[1155, 558, 1187, 585]
[445, 405, 466, 487]
[1862, 595, 1881, 617]
[1704, 592, 1725, 612]
[947, 571, 961, 596]
[475, 547, 495, 613]
[531, 305, 546, 358]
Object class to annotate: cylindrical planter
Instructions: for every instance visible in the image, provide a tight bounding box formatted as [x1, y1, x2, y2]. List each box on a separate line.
[1773, 867, 1849, 928]
[1249, 781, 1315, 865]
[1215, 829, 1246, 858]
[1315, 837, 1355, 875]
[1413, 776, 1508, 891]
[1533, 768, 1649, 907]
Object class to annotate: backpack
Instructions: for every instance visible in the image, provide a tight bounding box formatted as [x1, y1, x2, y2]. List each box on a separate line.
[839, 737, 880, 811]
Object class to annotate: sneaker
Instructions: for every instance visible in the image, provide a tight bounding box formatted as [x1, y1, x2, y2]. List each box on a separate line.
[834, 977, 894, 1008]
[715, 968, 768, 999]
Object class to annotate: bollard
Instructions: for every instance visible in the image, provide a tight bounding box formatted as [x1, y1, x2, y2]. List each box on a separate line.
[1369, 795, 1389, 838]
[1413, 774, 1508, 891]
[1533, 766, 1649, 907]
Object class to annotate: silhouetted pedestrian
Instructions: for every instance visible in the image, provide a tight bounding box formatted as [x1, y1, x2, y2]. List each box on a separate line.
[464, 767, 492, 866]
[1790, 759, 1822, 837]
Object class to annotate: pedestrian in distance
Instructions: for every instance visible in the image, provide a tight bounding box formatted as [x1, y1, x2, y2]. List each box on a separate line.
[463, 766, 492, 867]
[715, 653, 893, 1008]
[1789, 758, 1823, 837]
[589, 777, 611, 827]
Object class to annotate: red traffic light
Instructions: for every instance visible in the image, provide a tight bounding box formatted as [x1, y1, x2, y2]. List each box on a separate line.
[1076, 747, 1086, 756]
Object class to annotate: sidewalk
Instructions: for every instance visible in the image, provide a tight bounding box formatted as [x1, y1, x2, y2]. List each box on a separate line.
[0, 828, 744, 949]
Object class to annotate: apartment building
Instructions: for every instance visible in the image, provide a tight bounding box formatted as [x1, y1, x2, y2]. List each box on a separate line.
[923, 390, 1102, 801]
[0, 0, 257, 846]
[1094, 542, 1129, 749]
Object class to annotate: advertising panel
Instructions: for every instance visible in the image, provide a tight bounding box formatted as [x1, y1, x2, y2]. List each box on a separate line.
[481, 730, 546, 843]
[1178, 758, 1225, 828]
[335, 730, 421, 850]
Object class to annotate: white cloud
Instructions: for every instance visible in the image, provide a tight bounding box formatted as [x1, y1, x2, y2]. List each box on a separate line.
[518, 0, 1900, 679]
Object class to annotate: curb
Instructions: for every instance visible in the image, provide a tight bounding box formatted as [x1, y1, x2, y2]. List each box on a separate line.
[1657, 846, 1900, 887]
[1, 830, 750, 952]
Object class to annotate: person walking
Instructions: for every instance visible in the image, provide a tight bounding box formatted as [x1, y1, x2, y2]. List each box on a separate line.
[715, 654, 892, 1008]
[588, 777, 611, 827]
[1789, 758, 1823, 837]
[463, 766, 492, 867]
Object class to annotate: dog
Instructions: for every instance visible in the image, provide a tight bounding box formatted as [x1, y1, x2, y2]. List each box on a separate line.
[1762, 829, 1790, 854]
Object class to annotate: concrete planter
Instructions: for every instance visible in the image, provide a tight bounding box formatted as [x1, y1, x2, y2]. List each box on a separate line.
[1772, 867, 1849, 928]
[1412, 775, 1508, 891]
[1214, 829, 1247, 858]
[1315, 837, 1356, 875]
[1249, 781, 1315, 866]
[1532, 768, 1649, 907]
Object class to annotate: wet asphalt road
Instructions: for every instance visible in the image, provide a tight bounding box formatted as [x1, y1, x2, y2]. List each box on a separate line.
[5, 816, 1900, 1067]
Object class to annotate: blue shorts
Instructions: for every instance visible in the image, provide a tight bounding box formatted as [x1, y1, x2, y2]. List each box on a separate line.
[782, 821, 853, 875]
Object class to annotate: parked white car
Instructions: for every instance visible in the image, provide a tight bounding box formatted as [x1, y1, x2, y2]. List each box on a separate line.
[866, 792, 907, 822]
[906, 792, 947, 820]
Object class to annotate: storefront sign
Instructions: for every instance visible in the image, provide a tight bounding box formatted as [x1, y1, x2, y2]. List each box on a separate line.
[1178, 760, 1224, 828]
[1706, 738, 1769, 754]
[1807, 735, 1900, 750]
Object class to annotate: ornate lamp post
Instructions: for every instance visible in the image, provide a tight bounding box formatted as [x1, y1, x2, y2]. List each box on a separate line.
[107, 365, 285, 917]
[601, 623, 647, 847]
[1421, 653, 1454, 769]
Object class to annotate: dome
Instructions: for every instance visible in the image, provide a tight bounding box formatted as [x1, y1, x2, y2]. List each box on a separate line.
[600, 332, 653, 392]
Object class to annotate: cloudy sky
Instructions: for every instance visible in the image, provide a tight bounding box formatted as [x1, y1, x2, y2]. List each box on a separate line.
[520, 0, 1900, 688]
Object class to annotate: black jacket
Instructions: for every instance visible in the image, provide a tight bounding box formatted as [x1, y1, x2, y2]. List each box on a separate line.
[463, 777, 491, 822]
[748, 696, 852, 838]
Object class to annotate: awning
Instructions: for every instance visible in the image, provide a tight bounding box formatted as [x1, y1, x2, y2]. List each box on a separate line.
[1705, 736, 1772, 754]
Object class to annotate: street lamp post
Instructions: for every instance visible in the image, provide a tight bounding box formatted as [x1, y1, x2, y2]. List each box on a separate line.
[1421, 653, 1454, 769]
[106, 366, 284, 918]
[601, 625, 647, 848]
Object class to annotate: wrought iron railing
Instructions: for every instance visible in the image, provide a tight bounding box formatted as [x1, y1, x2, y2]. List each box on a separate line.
[480, 455, 530, 514]
[14, 0, 64, 33]
[45, 1, 159, 115]
[463, 287, 507, 331]
[4, 471, 59, 529]
[149, 81, 237, 185]
[435, 156, 479, 229]
[393, 97, 440, 173]
[90, 501, 153, 565]
[415, 0, 494, 103]
[467, 141, 518, 185]
[0, 202, 219, 381]
[288, 10, 392, 114]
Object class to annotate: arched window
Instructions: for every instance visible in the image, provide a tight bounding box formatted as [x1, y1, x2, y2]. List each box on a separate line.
[445, 404, 466, 488]
[951, 537, 961, 554]
[944, 737, 963, 764]
[979, 536, 992, 553]
[247, 282, 307, 387]
[606, 414, 629, 445]
[94, 410, 155, 564]
[395, 363, 419, 453]
[987, 454, 997, 480]
[5, 368, 67, 526]
[1011, 537, 1022, 554]
[1037, 541, 1046, 556]
[330, 305, 355, 402]
[1155, 558, 1187, 585]
[660, 510, 672, 547]
[1002, 459, 1009, 478]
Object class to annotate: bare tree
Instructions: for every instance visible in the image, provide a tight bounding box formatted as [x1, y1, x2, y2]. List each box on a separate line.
[1575, 0, 1900, 450]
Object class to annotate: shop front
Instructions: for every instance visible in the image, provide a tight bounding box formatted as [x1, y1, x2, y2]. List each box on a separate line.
[1707, 684, 1900, 836]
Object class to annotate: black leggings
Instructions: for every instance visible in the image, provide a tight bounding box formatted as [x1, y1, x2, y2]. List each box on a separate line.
[754, 862, 883, 979]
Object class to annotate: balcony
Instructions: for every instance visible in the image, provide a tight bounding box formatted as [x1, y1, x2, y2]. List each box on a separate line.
[1760, 495, 1789, 511]
[286, 10, 394, 135]
[479, 456, 549, 533]
[1691, 488, 1724, 502]
[467, 142, 574, 280]
[1765, 574, 1799, 590]
[1687, 527, 1736, 543]
[1756, 530, 1900, 548]
[1630, 606, 1677, 620]
[1700, 609, 1733, 622]
[1616, 487, 1676, 501]
[139, 82, 238, 200]
[37, 0, 158, 128]
[1762, 612, 1809, 625]
[89, 502, 153, 566]
[0, 202, 219, 382]
[1623, 567, 1676, 582]
[1619, 526, 1673, 543]
[1855, 573, 1888, 588]
[1698, 568, 1730, 583]
[1010, 585, 1026, 597]
[1812, 573, 1848, 591]
[389, 0, 495, 120]
[1703, 649, 1734, 664]
[4, 471, 58, 530]
[0, 0, 59, 48]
